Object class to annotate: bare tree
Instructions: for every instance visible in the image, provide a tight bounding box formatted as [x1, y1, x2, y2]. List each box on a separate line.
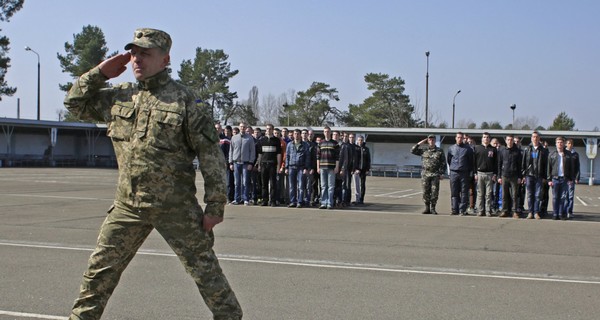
[513, 115, 539, 130]
[259, 94, 279, 125]
[276, 90, 295, 126]
[248, 86, 260, 122]
[456, 118, 476, 129]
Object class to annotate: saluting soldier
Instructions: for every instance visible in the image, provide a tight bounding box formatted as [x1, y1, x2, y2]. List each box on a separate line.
[411, 135, 446, 214]
[64, 28, 242, 319]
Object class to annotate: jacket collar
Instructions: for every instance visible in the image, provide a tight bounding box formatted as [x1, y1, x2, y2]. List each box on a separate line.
[138, 69, 170, 91]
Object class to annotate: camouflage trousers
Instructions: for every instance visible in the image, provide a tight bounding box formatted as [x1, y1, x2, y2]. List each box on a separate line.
[69, 201, 242, 320]
[421, 175, 440, 205]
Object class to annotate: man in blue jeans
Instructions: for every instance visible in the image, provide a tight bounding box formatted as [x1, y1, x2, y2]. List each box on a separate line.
[317, 126, 339, 209]
[522, 131, 548, 219]
[286, 129, 311, 207]
[547, 136, 574, 220]
[229, 122, 255, 205]
[447, 132, 474, 215]
[565, 138, 580, 219]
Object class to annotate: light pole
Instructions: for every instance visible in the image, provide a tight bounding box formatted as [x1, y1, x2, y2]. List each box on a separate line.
[510, 104, 516, 128]
[25, 46, 41, 121]
[452, 90, 461, 129]
[425, 51, 430, 128]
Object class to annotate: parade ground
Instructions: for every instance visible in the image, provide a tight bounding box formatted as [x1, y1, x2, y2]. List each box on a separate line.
[1, 168, 599, 320]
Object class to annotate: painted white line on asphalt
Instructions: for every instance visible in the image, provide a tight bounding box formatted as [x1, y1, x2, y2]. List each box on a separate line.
[374, 189, 414, 197]
[0, 310, 67, 319]
[2, 240, 600, 285]
[1, 194, 113, 201]
[576, 196, 588, 206]
[390, 191, 422, 198]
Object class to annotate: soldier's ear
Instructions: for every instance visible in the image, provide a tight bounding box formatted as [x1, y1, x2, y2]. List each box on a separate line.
[162, 54, 170, 67]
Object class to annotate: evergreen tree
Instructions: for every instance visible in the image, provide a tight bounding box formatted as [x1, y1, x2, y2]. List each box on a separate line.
[0, 0, 24, 101]
[342, 73, 418, 127]
[178, 47, 239, 122]
[57, 25, 116, 92]
[282, 82, 339, 126]
[548, 111, 575, 131]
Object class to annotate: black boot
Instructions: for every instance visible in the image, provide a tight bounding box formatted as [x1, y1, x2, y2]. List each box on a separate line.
[430, 204, 438, 215]
[422, 204, 431, 214]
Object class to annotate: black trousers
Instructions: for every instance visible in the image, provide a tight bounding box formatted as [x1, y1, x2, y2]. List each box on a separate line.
[260, 163, 278, 204]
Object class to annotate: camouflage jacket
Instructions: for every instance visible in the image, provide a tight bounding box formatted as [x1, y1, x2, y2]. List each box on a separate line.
[411, 144, 446, 177]
[64, 67, 227, 217]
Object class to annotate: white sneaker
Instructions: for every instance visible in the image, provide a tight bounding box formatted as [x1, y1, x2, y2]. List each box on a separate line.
[244, 201, 249, 206]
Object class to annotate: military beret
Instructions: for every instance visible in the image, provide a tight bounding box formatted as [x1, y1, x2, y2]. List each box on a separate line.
[124, 28, 172, 52]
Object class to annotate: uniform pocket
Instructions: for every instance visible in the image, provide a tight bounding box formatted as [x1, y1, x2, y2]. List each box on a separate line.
[107, 103, 135, 141]
[148, 104, 184, 151]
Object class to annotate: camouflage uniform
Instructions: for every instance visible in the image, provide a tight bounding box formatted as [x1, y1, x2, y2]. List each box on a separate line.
[65, 29, 242, 320]
[411, 143, 446, 213]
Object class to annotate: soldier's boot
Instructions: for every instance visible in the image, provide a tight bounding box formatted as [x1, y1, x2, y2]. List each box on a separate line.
[422, 203, 431, 214]
[430, 203, 438, 215]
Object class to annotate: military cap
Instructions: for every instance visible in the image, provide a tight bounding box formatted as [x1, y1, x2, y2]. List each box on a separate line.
[124, 28, 172, 52]
[427, 135, 435, 139]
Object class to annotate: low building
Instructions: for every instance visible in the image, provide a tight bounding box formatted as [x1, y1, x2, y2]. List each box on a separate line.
[2, 119, 599, 184]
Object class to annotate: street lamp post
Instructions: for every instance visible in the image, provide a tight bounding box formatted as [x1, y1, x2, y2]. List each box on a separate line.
[452, 90, 461, 129]
[25, 46, 41, 121]
[510, 104, 516, 128]
[425, 51, 430, 128]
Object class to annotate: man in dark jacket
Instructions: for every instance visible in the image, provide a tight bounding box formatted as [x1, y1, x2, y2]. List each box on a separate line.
[352, 134, 371, 205]
[339, 132, 355, 207]
[547, 136, 574, 220]
[522, 131, 548, 219]
[565, 138, 580, 218]
[498, 134, 522, 218]
[447, 132, 474, 215]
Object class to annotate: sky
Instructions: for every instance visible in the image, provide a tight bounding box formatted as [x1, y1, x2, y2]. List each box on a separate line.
[1, 0, 599, 130]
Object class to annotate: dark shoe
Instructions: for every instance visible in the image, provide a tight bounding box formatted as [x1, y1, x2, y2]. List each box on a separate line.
[270, 202, 277, 207]
[288, 203, 296, 208]
[553, 215, 559, 220]
[451, 211, 458, 215]
[460, 212, 468, 216]
[261, 202, 268, 207]
[422, 205, 431, 214]
[430, 207, 438, 215]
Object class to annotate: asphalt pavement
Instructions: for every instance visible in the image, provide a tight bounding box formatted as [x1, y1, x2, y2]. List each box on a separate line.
[1, 168, 599, 320]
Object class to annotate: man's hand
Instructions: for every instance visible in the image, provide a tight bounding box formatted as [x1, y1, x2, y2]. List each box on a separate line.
[99, 52, 131, 79]
[202, 215, 223, 232]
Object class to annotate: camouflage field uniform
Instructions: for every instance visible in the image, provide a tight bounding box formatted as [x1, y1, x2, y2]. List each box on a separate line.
[411, 144, 446, 211]
[64, 64, 242, 318]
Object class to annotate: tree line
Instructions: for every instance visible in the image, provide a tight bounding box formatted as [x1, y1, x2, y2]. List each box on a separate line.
[0, 17, 580, 131]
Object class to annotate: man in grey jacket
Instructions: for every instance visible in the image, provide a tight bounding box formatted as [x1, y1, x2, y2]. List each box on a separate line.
[229, 122, 255, 205]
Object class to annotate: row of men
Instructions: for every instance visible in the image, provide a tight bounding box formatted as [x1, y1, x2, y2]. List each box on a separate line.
[216, 123, 372, 210]
[412, 131, 580, 220]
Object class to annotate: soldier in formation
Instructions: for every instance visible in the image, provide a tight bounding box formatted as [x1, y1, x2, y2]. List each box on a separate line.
[411, 135, 446, 214]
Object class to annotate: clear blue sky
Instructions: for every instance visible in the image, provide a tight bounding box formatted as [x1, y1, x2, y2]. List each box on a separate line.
[1, 0, 598, 130]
